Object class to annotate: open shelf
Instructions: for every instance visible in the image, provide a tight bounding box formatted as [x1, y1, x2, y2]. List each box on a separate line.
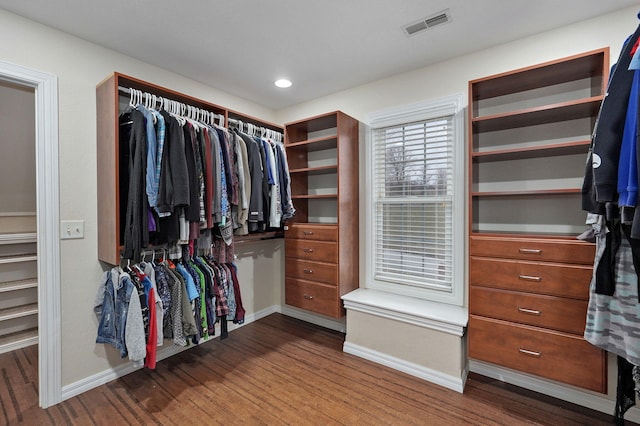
[286, 136, 337, 151]
[289, 165, 338, 175]
[472, 140, 591, 162]
[472, 97, 602, 133]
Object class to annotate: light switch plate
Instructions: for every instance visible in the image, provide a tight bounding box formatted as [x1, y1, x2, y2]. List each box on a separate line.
[61, 220, 84, 239]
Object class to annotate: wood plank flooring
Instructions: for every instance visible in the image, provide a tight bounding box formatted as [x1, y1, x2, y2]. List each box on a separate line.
[0, 313, 634, 425]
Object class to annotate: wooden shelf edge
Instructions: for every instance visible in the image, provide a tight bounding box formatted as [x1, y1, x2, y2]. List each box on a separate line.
[291, 194, 338, 200]
[472, 188, 581, 197]
[289, 165, 338, 174]
[234, 231, 284, 243]
[286, 135, 338, 148]
[472, 96, 602, 124]
[472, 140, 591, 161]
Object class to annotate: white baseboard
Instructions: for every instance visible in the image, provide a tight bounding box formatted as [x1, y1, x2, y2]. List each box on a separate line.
[279, 305, 346, 333]
[469, 359, 640, 423]
[343, 341, 466, 393]
[61, 305, 280, 402]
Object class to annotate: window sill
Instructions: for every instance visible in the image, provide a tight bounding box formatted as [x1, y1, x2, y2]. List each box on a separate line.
[341, 288, 468, 336]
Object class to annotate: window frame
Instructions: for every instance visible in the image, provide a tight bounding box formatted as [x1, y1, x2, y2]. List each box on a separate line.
[365, 94, 465, 306]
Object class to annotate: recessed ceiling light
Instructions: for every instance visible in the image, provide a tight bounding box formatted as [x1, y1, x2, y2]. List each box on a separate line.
[274, 79, 292, 88]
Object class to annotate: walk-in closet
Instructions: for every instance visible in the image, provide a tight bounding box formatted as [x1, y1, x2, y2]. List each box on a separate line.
[0, 2, 639, 425]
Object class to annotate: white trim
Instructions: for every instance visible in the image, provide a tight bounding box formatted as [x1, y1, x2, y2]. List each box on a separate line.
[0, 336, 38, 355]
[0, 233, 37, 244]
[0, 60, 61, 408]
[0, 212, 37, 217]
[342, 288, 467, 336]
[279, 305, 346, 333]
[365, 93, 465, 306]
[469, 360, 640, 424]
[343, 341, 466, 393]
[62, 305, 279, 401]
[368, 95, 461, 129]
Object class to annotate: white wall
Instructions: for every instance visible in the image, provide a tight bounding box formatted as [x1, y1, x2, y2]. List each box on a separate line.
[0, 82, 35, 212]
[0, 8, 283, 387]
[276, 7, 637, 125]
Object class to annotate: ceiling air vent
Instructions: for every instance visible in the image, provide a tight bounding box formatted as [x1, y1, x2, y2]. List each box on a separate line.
[403, 9, 452, 36]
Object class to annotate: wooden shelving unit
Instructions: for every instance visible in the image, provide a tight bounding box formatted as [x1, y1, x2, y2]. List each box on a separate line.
[96, 72, 285, 265]
[467, 48, 609, 393]
[283, 111, 359, 318]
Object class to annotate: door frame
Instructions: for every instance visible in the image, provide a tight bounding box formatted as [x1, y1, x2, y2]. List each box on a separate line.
[0, 60, 61, 408]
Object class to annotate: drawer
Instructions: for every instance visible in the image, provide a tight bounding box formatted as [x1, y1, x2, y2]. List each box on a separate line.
[469, 286, 588, 334]
[285, 258, 338, 285]
[285, 239, 338, 263]
[285, 277, 342, 318]
[469, 315, 606, 393]
[470, 256, 591, 299]
[470, 236, 595, 264]
[285, 224, 338, 242]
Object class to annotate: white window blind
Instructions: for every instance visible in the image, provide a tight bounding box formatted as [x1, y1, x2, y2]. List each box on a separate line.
[373, 117, 453, 290]
[367, 94, 463, 305]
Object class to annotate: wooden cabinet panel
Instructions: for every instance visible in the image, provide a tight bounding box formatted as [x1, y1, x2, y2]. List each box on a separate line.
[469, 286, 588, 334]
[285, 278, 341, 318]
[470, 236, 595, 264]
[285, 239, 338, 263]
[469, 315, 606, 393]
[470, 256, 591, 299]
[285, 258, 338, 285]
[285, 224, 337, 242]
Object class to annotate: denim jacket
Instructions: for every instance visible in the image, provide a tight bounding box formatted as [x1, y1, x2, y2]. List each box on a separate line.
[95, 268, 133, 358]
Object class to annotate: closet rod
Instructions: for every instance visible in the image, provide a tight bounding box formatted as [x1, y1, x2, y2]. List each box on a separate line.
[228, 117, 283, 142]
[117, 85, 226, 124]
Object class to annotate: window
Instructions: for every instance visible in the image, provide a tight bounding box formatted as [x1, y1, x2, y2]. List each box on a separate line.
[366, 94, 464, 306]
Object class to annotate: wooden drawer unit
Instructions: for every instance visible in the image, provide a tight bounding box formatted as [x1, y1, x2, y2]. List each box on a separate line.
[468, 51, 608, 393]
[470, 236, 595, 264]
[285, 224, 337, 242]
[285, 278, 341, 318]
[470, 256, 591, 299]
[285, 258, 338, 285]
[469, 286, 588, 334]
[469, 315, 606, 392]
[285, 239, 338, 263]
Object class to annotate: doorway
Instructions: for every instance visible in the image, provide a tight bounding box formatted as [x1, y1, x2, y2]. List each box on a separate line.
[0, 81, 38, 353]
[0, 60, 60, 408]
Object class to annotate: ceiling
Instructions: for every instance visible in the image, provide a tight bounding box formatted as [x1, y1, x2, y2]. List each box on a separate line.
[0, 1, 638, 109]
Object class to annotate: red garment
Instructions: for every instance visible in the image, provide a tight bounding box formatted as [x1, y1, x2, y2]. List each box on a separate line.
[144, 287, 157, 369]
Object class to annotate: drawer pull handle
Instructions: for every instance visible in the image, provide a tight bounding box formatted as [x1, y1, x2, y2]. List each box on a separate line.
[303, 231, 314, 236]
[303, 294, 314, 300]
[519, 348, 541, 357]
[303, 248, 314, 253]
[303, 269, 314, 274]
[518, 275, 542, 282]
[518, 307, 541, 316]
[519, 248, 542, 255]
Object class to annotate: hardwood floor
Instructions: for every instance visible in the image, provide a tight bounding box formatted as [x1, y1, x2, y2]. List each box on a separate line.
[0, 313, 634, 425]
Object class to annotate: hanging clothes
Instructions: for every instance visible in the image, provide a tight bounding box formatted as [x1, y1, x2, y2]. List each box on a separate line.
[581, 18, 640, 425]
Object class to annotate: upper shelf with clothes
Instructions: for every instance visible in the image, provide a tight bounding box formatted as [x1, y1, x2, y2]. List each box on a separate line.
[97, 72, 294, 266]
